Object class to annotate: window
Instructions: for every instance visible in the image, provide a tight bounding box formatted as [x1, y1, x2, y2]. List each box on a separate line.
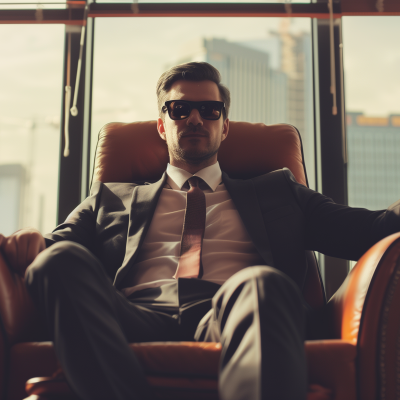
[0, 25, 64, 235]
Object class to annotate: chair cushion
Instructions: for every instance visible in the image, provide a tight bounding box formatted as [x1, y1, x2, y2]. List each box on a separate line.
[93, 121, 308, 187]
[8, 340, 356, 400]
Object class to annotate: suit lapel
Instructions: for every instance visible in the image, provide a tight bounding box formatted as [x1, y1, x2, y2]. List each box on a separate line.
[114, 173, 167, 288]
[222, 172, 275, 268]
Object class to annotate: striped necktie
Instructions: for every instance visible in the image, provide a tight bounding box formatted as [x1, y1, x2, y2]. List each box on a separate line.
[173, 176, 206, 279]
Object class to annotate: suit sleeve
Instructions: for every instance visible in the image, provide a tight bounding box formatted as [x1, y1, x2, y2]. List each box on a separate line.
[283, 170, 400, 261]
[44, 181, 103, 252]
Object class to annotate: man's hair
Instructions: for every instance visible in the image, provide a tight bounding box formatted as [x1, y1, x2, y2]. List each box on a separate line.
[156, 62, 231, 120]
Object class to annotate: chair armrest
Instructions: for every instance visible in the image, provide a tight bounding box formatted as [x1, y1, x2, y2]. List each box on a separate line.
[0, 250, 41, 345]
[306, 340, 356, 400]
[326, 232, 400, 400]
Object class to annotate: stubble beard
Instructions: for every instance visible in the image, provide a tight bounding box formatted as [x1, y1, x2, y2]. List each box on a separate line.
[169, 126, 220, 165]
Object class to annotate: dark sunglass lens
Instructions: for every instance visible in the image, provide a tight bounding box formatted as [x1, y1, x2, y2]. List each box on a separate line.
[169, 101, 191, 120]
[199, 103, 221, 120]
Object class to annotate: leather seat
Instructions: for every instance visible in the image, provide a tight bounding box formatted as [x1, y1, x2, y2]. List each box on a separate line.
[1, 121, 400, 400]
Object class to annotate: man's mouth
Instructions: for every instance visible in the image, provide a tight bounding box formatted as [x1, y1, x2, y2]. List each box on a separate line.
[180, 129, 209, 138]
[182, 133, 207, 138]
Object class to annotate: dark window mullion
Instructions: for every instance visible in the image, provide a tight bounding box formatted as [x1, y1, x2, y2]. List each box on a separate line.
[57, 25, 86, 224]
[313, 16, 349, 299]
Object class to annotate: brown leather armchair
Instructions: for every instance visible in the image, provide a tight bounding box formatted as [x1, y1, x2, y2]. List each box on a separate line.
[1, 121, 400, 400]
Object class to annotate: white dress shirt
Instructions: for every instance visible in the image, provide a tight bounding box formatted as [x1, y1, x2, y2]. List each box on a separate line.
[121, 162, 265, 297]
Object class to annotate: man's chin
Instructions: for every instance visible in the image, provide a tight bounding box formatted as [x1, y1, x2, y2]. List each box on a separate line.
[178, 149, 218, 165]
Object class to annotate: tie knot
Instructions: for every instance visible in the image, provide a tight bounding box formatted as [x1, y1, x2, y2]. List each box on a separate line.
[188, 176, 200, 189]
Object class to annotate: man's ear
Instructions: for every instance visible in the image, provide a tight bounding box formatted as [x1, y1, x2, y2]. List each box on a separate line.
[157, 118, 166, 141]
[221, 118, 229, 142]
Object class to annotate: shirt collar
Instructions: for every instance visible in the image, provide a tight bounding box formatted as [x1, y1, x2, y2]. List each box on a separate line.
[166, 162, 222, 192]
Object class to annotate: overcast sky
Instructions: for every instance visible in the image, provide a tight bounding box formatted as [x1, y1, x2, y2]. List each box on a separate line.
[342, 16, 400, 116]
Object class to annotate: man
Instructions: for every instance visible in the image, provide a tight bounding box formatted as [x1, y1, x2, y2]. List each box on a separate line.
[1, 62, 399, 400]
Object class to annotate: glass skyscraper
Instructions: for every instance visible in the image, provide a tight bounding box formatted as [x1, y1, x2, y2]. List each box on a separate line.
[347, 112, 400, 210]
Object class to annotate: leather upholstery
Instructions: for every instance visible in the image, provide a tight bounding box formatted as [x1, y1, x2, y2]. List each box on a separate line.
[23, 341, 356, 400]
[327, 232, 400, 400]
[306, 340, 356, 400]
[131, 342, 221, 377]
[8, 343, 59, 400]
[0, 251, 41, 345]
[93, 121, 308, 186]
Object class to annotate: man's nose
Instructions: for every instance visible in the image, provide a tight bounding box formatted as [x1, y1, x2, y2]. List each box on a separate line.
[186, 108, 203, 125]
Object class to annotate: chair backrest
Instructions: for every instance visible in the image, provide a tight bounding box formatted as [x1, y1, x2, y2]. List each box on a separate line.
[92, 120, 325, 309]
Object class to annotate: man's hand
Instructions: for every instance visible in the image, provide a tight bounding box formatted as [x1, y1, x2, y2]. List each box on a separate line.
[0, 228, 45, 276]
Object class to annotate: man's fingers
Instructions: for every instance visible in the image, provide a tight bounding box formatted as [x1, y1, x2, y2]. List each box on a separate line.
[4, 235, 19, 269]
[16, 233, 28, 269]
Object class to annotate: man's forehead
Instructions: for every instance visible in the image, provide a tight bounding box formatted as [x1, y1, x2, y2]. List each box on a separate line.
[166, 80, 222, 102]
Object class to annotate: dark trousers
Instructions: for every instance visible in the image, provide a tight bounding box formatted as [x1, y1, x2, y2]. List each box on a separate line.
[25, 241, 308, 400]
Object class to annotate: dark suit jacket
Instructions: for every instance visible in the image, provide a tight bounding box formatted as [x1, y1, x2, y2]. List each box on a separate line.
[45, 168, 400, 291]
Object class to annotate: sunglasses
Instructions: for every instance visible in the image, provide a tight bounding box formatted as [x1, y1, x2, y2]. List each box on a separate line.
[163, 100, 225, 121]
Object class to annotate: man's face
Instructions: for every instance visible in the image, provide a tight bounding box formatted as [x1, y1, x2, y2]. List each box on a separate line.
[157, 80, 229, 167]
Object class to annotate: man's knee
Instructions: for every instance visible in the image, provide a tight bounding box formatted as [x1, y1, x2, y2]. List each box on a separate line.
[25, 241, 98, 289]
[222, 265, 300, 296]
[251, 265, 301, 294]
[198, 267, 305, 343]
[212, 266, 303, 324]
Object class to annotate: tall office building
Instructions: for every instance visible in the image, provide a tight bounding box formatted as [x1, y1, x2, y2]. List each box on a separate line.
[347, 112, 400, 210]
[243, 22, 313, 180]
[245, 20, 313, 138]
